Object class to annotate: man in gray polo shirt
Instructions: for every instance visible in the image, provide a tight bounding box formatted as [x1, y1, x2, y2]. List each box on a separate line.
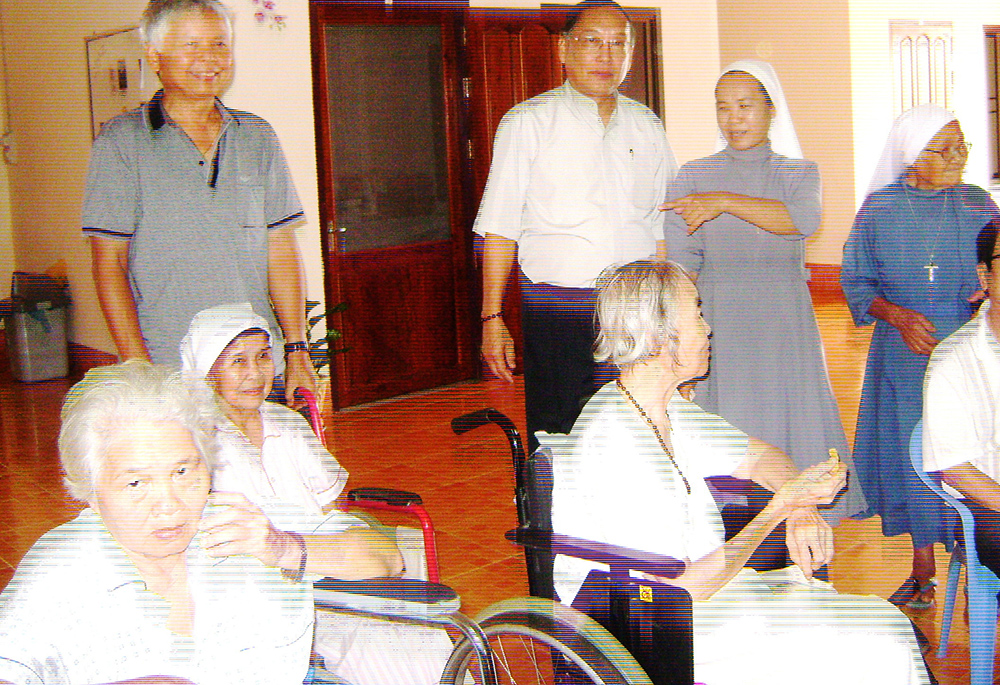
[83, 0, 315, 405]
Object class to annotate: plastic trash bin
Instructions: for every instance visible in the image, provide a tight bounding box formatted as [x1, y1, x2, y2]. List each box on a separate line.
[0, 272, 70, 382]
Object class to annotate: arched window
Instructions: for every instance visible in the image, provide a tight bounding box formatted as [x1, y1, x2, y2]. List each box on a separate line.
[890, 21, 953, 117]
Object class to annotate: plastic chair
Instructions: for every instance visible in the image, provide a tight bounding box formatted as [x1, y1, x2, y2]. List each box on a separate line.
[909, 419, 1000, 684]
[295, 388, 441, 582]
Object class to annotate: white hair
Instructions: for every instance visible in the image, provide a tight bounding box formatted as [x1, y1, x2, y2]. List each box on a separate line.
[593, 260, 693, 370]
[59, 361, 220, 501]
[140, 0, 233, 49]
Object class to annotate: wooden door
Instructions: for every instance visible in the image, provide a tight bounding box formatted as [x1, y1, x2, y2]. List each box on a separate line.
[311, 3, 475, 408]
[465, 12, 565, 371]
[464, 8, 663, 370]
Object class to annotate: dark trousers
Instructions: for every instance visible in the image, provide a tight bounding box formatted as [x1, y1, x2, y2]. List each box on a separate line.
[520, 277, 616, 452]
[963, 500, 1000, 577]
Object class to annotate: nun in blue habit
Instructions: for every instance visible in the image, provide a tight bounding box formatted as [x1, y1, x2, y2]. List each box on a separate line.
[841, 104, 1000, 608]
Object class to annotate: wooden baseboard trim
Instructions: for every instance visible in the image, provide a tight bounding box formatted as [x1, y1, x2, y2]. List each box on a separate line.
[68, 343, 117, 375]
[806, 263, 844, 303]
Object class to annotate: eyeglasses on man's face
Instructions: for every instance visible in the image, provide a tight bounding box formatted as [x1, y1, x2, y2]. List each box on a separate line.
[567, 34, 630, 55]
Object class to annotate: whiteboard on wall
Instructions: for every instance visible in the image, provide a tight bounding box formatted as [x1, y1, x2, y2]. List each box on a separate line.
[85, 28, 160, 139]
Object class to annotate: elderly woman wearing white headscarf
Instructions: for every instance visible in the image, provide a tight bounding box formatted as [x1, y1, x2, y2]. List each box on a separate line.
[841, 105, 1000, 608]
[180, 303, 453, 685]
[180, 302, 347, 513]
[662, 60, 865, 525]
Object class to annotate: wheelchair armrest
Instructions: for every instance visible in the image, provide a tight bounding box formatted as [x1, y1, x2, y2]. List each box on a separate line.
[313, 577, 461, 621]
[505, 528, 686, 579]
[347, 487, 423, 507]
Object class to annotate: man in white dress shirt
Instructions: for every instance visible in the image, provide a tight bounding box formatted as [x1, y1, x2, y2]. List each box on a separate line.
[924, 218, 1000, 574]
[474, 0, 677, 450]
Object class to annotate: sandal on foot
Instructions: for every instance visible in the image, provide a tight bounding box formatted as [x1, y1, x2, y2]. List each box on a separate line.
[907, 579, 937, 609]
[889, 577, 937, 607]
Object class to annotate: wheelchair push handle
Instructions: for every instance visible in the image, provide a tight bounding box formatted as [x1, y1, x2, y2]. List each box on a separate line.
[293, 387, 324, 442]
[451, 408, 525, 464]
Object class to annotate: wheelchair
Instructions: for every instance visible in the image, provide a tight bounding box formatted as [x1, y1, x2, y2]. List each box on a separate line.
[443, 408, 793, 684]
[295, 391, 696, 684]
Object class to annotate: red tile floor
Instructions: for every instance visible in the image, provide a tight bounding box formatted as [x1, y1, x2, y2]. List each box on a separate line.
[0, 300, 989, 683]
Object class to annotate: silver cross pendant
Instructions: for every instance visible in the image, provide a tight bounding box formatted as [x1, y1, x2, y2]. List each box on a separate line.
[924, 261, 938, 283]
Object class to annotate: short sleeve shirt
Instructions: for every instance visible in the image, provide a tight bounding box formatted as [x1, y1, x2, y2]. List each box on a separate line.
[81, 91, 304, 365]
[473, 82, 677, 288]
[923, 301, 1000, 482]
[548, 383, 748, 604]
[0, 508, 318, 685]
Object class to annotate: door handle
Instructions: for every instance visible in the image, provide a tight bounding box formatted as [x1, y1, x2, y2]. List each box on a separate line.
[328, 221, 347, 252]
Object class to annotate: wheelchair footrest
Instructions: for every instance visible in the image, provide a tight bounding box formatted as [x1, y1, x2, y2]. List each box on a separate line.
[313, 578, 461, 621]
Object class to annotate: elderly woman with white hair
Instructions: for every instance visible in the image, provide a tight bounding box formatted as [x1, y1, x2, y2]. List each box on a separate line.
[547, 260, 932, 685]
[0, 362, 399, 685]
[842, 105, 1000, 608]
[661, 60, 865, 525]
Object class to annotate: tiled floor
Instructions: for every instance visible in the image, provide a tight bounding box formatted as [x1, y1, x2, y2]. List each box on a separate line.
[0, 299, 989, 683]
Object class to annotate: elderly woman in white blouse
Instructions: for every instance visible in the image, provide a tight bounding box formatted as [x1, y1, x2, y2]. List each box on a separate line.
[179, 302, 452, 685]
[0, 362, 400, 685]
[545, 260, 932, 685]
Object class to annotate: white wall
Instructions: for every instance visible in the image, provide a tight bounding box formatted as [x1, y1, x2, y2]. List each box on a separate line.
[849, 0, 1000, 208]
[0, 1, 141, 352]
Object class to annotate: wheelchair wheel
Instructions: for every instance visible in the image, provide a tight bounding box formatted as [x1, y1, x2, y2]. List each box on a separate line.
[440, 597, 651, 685]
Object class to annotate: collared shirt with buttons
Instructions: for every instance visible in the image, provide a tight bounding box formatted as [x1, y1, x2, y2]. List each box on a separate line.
[82, 90, 304, 365]
[473, 81, 677, 289]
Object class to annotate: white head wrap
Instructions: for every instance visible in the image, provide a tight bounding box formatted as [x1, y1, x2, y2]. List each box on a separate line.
[179, 302, 273, 380]
[865, 104, 957, 196]
[715, 59, 802, 159]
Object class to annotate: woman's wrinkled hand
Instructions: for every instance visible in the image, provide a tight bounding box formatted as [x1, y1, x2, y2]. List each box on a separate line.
[888, 305, 939, 355]
[784, 506, 834, 578]
[773, 455, 847, 513]
[659, 193, 731, 233]
[198, 492, 293, 568]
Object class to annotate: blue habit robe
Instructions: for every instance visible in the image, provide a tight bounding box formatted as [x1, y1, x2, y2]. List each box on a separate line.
[841, 180, 999, 546]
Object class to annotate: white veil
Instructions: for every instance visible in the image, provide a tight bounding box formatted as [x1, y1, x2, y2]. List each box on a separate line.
[865, 104, 957, 196]
[715, 59, 802, 159]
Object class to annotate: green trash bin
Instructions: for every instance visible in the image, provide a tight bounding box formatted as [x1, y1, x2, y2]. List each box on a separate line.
[2, 273, 70, 382]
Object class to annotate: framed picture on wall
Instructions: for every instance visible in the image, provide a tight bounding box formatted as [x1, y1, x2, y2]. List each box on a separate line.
[85, 27, 159, 139]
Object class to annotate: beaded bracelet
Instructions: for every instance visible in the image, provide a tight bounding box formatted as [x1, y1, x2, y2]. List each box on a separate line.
[480, 312, 504, 323]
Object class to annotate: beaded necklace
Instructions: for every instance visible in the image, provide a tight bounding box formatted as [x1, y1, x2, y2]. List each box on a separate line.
[616, 379, 691, 495]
